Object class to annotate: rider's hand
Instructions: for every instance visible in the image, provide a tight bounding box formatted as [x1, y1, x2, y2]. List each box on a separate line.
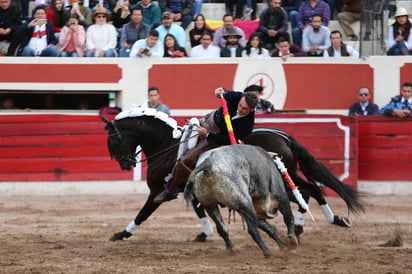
[197, 126, 208, 137]
[214, 87, 225, 97]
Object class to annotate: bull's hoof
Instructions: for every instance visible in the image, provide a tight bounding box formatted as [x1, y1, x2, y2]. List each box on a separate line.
[109, 230, 132, 241]
[194, 232, 207, 242]
[332, 215, 352, 227]
[263, 250, 273, 258]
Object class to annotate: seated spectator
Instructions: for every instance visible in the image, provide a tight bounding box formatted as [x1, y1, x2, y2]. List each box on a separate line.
[0, 0, 22, 56]
[271, 36, 306, 60]
[163, 33, 187, 57]
[189, 13, 214, 48]
[192, 0, 202, 19]
[57, 13, 86, 56]
[235, 0, 253, 20]
[324, 0, 336, 19]
[112, 0, 131, 29]
[220, 27, 244, 57]
[348, 87, 379, 115]
[387, 7, 412, 56]
[257, 0, 289, 50]
[155, 11, 186, 48]
[119, 6, 150, 57]
[323, 30, 358, 57]
[86, 7, 118, 57]
[68, 0, 93, 28]
[337, 0, 360, 41]
[241, 32, 270, 58]
[243, 84, 275, 115]
[18, 5, 58, 56]
[292, 0, 330, 47]
[142, 86, 171, 115]
[130, 28, 163, 57]
[46, 0, 69, 38]
[132, 0, 161, 29]
[379, 82, 412, 119]
[190, 31, 220, 58]
[282, 0, 301, 29]
[302, 14, 330, 56]
[0, 95, 17, 109]
[158, 0, 192, 30]
[213, 14, 246, 48]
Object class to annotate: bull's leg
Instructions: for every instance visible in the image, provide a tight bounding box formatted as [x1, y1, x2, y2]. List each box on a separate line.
[257, 219, 287, 250]
[204, 205, 235, 251]
[192, 198, 213, 242]
[109, 194, 161, 241]
[277, 195, 299, 249]
[236, 207, 273, 258]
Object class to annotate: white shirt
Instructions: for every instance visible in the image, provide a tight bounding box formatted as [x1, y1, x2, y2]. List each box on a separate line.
[323, 44, 359, 58]
[86, 23, 117, 52]
[28, 24, 48, 53]
[241, 47, 270, 58]
[129, 38, 164, 58]
[190, 44, 220, 58]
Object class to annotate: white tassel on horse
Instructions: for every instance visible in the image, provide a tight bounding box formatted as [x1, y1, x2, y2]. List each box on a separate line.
[272, 156, 315, 222]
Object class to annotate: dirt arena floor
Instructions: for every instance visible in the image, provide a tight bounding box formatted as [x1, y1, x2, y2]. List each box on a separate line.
[0, 193, 411, 274]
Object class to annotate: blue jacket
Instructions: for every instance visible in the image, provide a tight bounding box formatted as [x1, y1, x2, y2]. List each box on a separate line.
[208, 90, 255, 145]
[379, 95, 412, 116]
[17, 18, 57, 56]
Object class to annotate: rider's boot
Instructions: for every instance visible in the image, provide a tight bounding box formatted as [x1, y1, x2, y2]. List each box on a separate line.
[154, 178, 179, 203]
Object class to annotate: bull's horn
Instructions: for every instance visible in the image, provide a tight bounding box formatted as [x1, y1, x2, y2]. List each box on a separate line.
[99, 116, 111, 124]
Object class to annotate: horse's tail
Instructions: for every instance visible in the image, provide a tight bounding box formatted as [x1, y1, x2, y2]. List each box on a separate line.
[289, 136, 364, 214]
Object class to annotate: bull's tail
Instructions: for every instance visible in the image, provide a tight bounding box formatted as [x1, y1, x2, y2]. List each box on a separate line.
[184, 161, 209, 206]
[289, 136, 365, 214]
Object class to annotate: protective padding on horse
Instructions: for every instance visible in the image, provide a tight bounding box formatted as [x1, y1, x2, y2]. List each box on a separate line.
[115, 107, 182, 139]
[187, 118, 200, 149]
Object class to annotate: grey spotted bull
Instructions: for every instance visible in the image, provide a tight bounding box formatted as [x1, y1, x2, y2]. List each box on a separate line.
[184, 144, 298, 257]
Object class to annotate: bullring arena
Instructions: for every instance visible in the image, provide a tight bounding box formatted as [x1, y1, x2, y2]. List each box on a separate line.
[1, 39, 412, 273]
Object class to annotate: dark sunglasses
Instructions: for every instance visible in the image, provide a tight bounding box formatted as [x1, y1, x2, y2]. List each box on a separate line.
[97, 15, 106, 18]
[359, 92, 369, 96]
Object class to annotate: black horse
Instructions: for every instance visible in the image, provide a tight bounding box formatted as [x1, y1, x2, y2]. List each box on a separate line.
[100, 109, 364, 242]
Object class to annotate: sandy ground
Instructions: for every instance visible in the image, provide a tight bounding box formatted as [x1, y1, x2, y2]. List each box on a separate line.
[0, 193, 411, 274]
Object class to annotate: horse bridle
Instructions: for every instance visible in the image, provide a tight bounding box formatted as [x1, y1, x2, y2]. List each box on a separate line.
[108, 120, 199, 165]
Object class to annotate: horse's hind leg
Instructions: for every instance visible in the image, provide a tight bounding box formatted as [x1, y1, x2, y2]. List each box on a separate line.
[298, 178, 352, 228]
[192, 197, 213, 242]
[204, 205, 235, 251]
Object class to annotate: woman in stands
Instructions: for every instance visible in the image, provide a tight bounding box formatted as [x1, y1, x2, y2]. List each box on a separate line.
[387, 7, 412, 56]
[189, 13, 214, 48]
[46, 0, 69, 38]
[58, 14, 86, 57]
[242, 32, 270, 58]
[163, 33, 188, 57]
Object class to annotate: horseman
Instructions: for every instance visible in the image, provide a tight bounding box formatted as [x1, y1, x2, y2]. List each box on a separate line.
[154, 86, 259, 203]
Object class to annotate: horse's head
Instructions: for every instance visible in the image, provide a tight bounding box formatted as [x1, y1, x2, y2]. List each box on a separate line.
[100, 116, 137, 170]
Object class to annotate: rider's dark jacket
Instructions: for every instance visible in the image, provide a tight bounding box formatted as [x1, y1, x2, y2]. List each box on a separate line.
[208, 90, 255, 145]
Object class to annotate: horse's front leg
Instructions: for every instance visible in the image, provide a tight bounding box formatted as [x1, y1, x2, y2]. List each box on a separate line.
[192, 197, 213, 242]
[109, 194, 161, 241]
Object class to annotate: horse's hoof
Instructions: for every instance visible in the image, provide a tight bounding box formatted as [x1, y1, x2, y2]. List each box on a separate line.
[294, 225, 303, 238]
[287, 234, 298, 250]
[194, 232, 207, 242]
[263, 251, 273, 258]
[332, 215, 352, 227]
[109, 230, 132, 241]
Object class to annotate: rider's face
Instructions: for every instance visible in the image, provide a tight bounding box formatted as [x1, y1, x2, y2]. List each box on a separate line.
[237, 97, 253, 116]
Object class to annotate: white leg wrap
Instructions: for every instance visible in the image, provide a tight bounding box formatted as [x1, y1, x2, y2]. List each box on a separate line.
[200, 217, 213, 236]
[320, 204, 335, 223]
[126, 220, 139, 234]
[294, 211, 306, 226]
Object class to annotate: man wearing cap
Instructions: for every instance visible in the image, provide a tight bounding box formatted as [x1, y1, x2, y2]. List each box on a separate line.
[158, 0, 192, 30]
[220, 27, 244, 57]
[257, 0, 289, 50]
[213, 14, 246, 48]
[155, 11, 186, 48]
[129, 29, 163, 57]
[154, 86, 259, 203]
[387, 7, 412, 56]
[244, 84, 275, 114]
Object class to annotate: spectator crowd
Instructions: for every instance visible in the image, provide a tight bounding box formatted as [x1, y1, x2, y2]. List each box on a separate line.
[1, 0, 410, 57]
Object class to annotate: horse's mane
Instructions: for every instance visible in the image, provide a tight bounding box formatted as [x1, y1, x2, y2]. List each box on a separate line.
[115, 107, 182, 139]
